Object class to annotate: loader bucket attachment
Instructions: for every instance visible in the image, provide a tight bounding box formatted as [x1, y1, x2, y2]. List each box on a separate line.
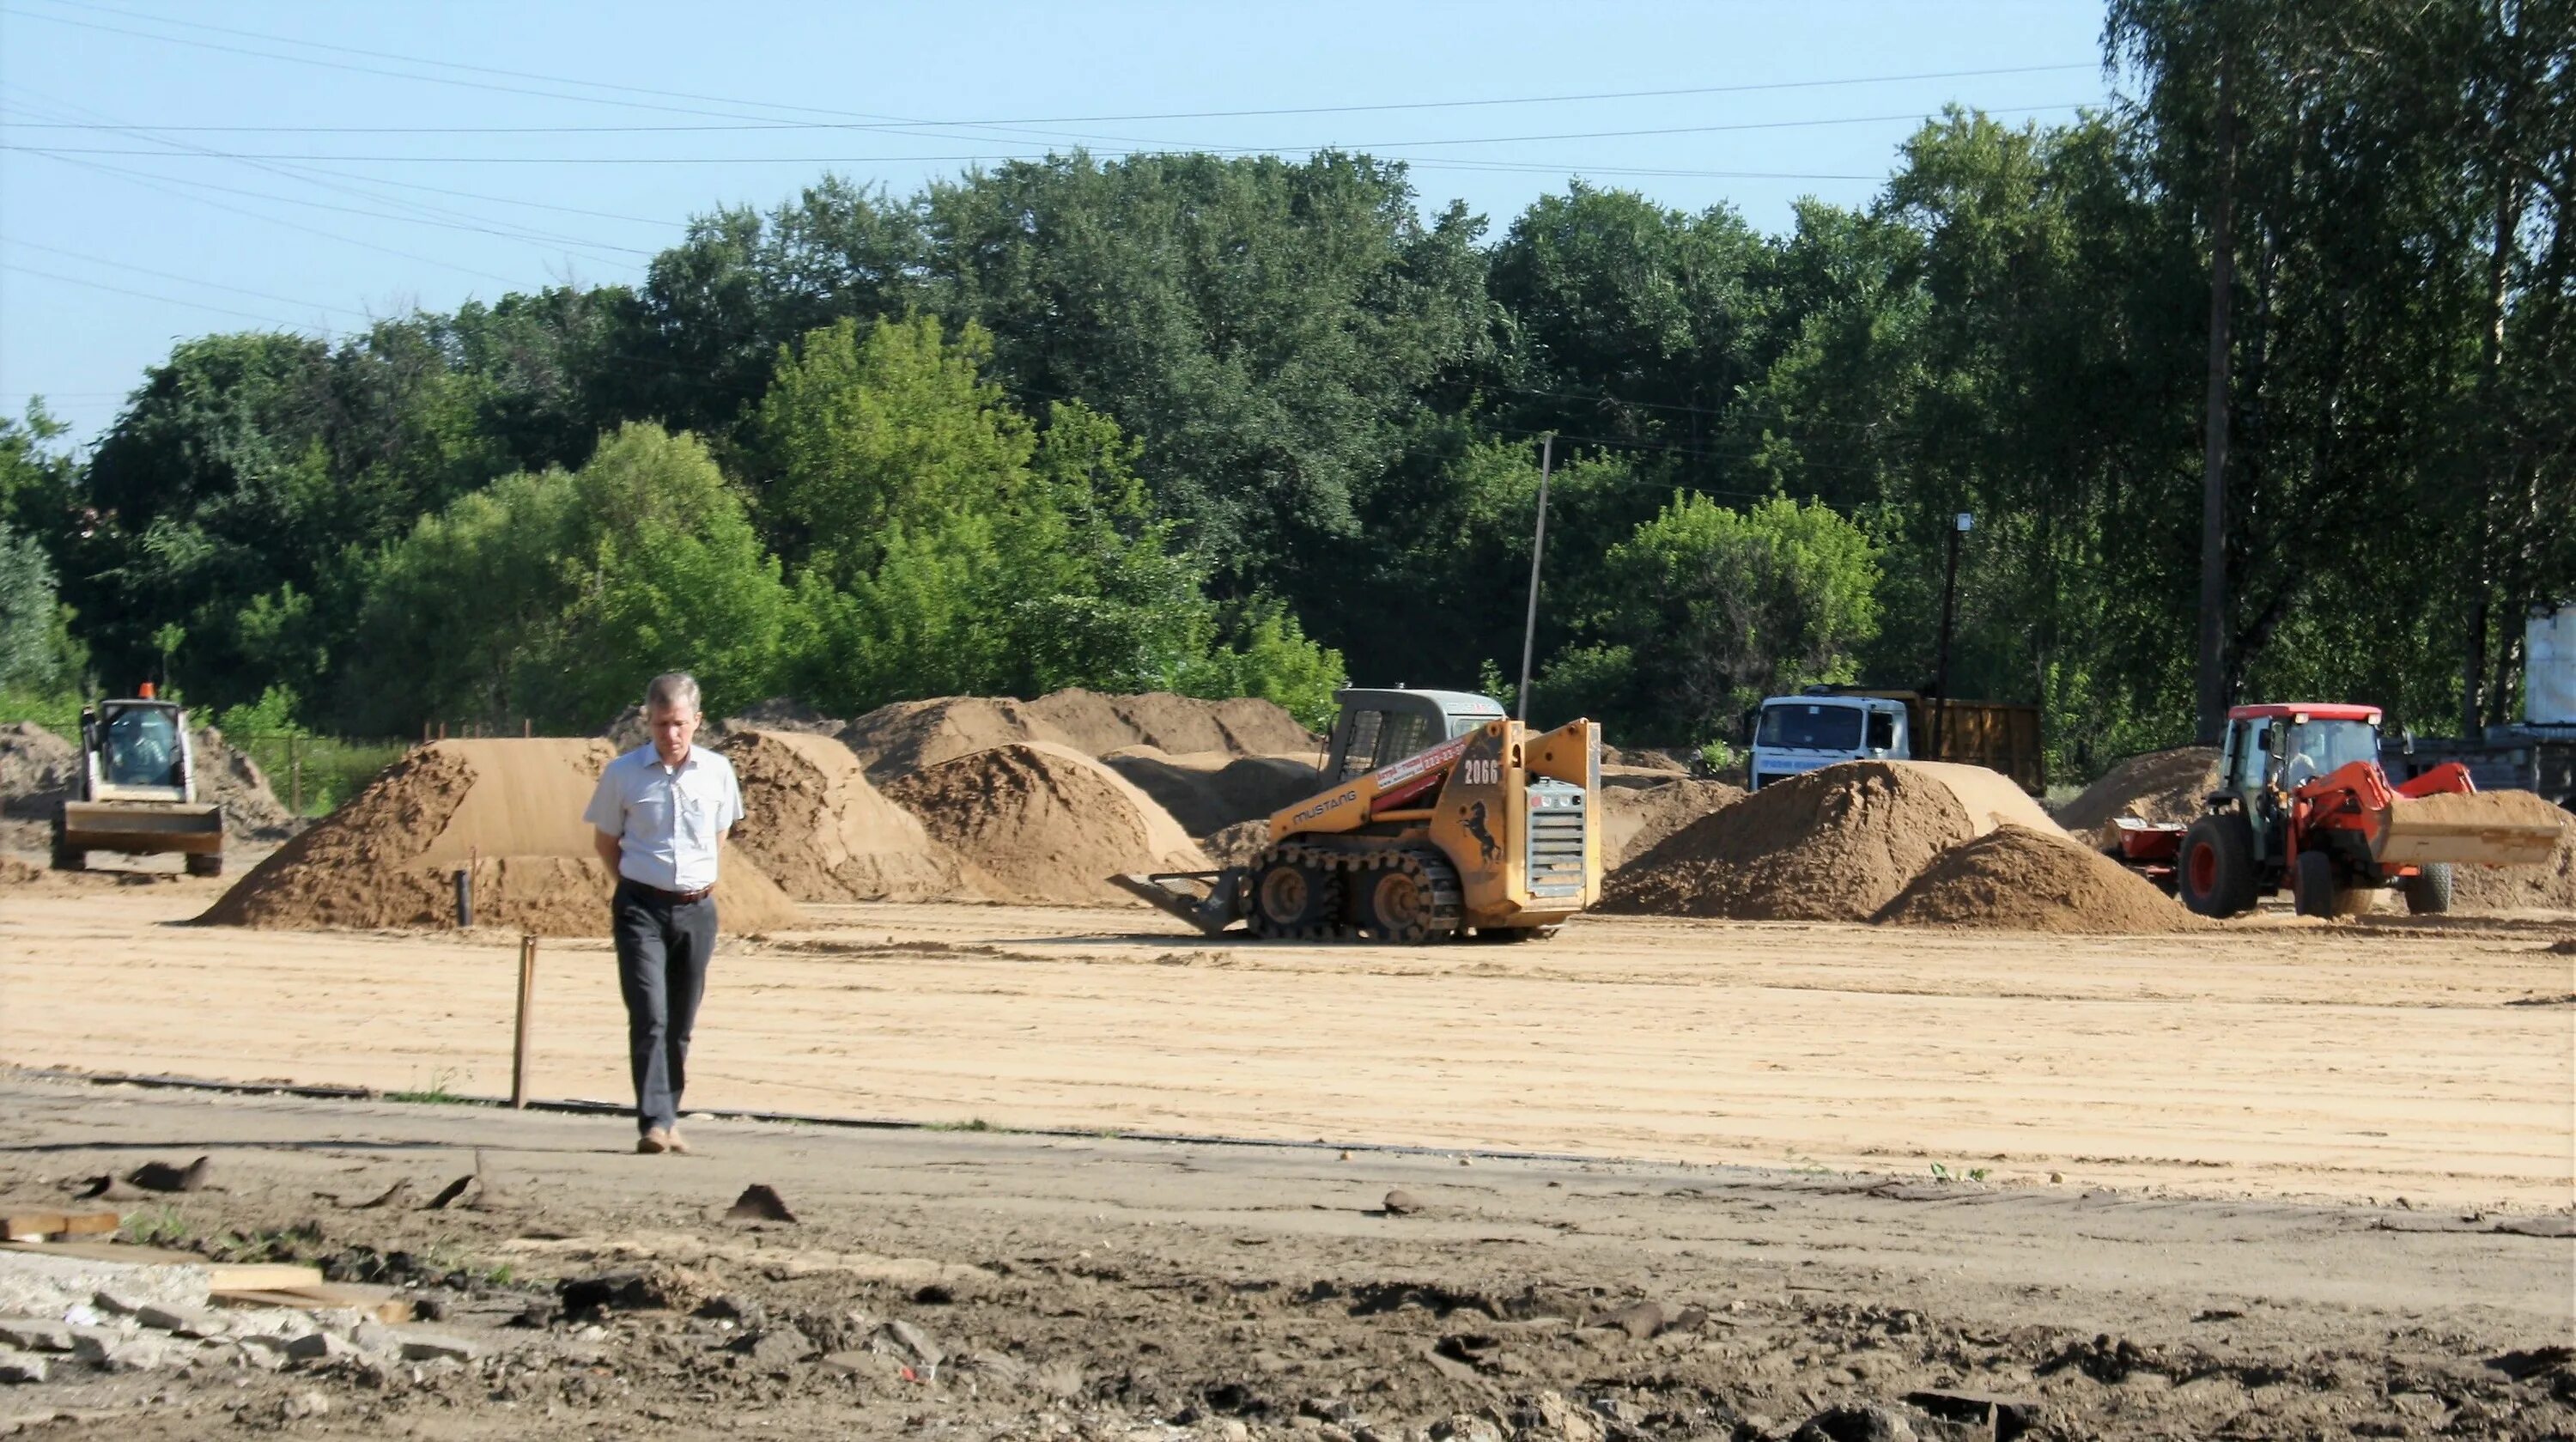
[58, 800, 223, 856]
[2372, 794, 2567, 868]
[1111, 869, 1248, 937]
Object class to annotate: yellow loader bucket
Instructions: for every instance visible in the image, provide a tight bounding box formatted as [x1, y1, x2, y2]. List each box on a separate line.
[58, 800, 224, 855]
[2372, 793, 2567, 867]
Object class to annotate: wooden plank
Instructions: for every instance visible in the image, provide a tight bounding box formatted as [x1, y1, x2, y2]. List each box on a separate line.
[0, 1211, 120, 1241]
[213, 1284, 411, 1324]
[0, 1239, 323, 1291]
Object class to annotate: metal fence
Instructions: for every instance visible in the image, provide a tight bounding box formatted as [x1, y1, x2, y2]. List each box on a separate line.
[231, 733, 410, 817]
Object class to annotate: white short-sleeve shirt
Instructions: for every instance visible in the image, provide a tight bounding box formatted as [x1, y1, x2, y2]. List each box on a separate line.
[584, 744, 743, 893]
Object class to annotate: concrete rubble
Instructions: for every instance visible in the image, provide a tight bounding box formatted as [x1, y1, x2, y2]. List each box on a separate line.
[0, 1250, 503, 1386]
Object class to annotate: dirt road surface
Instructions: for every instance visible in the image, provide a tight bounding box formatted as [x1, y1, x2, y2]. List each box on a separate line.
[0, 1072, 2569, 1440]
[3, 879, 2572, 1212]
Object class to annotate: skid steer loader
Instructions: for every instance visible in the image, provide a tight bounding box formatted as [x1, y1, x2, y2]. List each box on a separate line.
[2109, 703, 2567, 917]
[1114, 688, 1600, 943]
[52, 689, 225, 875]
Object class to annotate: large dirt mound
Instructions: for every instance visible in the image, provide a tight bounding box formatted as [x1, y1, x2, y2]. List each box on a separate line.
[192, 727, 301, 843]
[199, 739, 800, 935]
[1874, 824, 2198, 933]
[2054, 746, 2220, 841]
[1603, 777, 1744, 869]
[843, 690, 1318, 782]
[2444, 790, 2576, 911]
[1100, 748, 1322, 837]
[1602, 761, 2057, 922]
[882, 741, 1211, 906]
[721, 729, 969, 903]
[0, 721, 77, 819]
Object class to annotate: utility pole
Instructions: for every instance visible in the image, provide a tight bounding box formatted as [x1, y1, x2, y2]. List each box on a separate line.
[1515, 434, 1555, 724]
[2195, 46, 2239, 745]
[1931, 511, 1971, 760]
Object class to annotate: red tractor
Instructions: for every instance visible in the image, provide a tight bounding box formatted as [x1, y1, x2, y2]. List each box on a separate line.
[2117, 703, 2567, 918]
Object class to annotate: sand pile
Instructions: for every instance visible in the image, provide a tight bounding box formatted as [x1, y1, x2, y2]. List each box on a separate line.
[720, 729, 969, 903]
[1874, 824, 2198, 933]
[1101, 748, 1322, 837]
[1602, 761, 2058, 922]
[2053, 746, 2220, 841]
[2439, 791, 2576, 911]
[191, 727, 301, 843]
[843, 689, 1318, 782]
[0, 854, 42, 885]
[0, 721, 77, 819]
[1603, 777, 1744, 869]
[199, 739, 801, 935]
[882, 741, 1211, 906]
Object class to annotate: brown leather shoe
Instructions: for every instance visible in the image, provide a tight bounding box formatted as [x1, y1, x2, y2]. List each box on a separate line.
[636, 1129, 672, 1154]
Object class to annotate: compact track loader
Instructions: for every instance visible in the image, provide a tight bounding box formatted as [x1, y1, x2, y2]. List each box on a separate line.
[1115, 688, 1601, 943]
[52, 690, 225, 875]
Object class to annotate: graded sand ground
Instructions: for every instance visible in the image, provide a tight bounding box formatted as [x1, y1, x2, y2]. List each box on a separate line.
[3, 878, 2567, 1213]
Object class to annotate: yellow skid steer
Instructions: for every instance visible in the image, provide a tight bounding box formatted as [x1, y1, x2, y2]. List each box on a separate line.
[1115, 688, 1601, 943]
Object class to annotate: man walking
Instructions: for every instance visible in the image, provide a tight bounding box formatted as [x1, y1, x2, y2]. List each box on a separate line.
[585, 672, 743, 1154]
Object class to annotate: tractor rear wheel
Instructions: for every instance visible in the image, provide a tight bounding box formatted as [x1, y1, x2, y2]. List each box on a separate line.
[2401, 862, 2454, 916]
[2178, 812, 2259, 918]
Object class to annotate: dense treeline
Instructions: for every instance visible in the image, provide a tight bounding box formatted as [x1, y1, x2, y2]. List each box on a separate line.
[1, 2, 2567, 772]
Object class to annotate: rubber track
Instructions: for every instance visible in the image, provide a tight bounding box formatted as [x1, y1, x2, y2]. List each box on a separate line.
[1249, 841, 1462, 944]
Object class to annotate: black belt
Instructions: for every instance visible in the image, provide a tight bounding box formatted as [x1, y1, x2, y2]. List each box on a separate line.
[620, 878, 714, 905]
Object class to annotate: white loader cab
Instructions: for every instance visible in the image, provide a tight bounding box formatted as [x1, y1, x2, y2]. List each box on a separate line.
[1747, 693, 1909, 792]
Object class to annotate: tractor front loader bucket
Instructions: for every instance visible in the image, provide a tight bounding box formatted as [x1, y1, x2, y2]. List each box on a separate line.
[2373, 794, 2567, 868]
[1111, 870, 1249, 937]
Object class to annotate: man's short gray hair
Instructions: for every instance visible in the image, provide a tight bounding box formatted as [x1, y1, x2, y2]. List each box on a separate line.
[644, 672, 702, 717]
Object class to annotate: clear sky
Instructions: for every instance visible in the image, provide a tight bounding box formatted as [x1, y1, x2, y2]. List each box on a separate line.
[0, 2, 2113, 447]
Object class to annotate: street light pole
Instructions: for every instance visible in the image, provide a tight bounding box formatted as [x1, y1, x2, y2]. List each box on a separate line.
[1930, 511, 1973, 759]
[1515, 434, 1555, 725]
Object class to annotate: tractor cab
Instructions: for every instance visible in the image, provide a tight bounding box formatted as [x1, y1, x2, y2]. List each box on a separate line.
[1322, 688, 1506, 782]
[2215, 703, 2384, 855]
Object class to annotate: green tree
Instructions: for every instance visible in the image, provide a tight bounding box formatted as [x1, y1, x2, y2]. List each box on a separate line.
[344, 423, 787, 732]
[762, 314, 1343, 714]
[1539, 494, 1880, 743]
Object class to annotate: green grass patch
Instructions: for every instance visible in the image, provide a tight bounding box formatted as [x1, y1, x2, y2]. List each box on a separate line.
[382, 1068, 475, 1105]
[124, 1203, 189, 1247]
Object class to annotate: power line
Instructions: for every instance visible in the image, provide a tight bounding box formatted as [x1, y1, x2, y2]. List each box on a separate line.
[0, 69, 2108, 135]
[1, 261, 324, 330]
[17, 149, 531, 287]
[8, 1, 2096, 129]
[0, 105, 2088, 164]
[8, 146, 656, 255]
[0, 236, 376, 318]
[1, 87, 656, 264]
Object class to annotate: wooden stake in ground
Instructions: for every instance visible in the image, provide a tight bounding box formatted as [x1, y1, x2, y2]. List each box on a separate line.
[510, 934, 538, 1109]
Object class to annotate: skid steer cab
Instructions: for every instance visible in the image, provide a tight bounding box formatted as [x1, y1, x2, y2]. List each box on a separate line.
[1114, 687, 1601, 944]
[2154, 703, 2565, 918]
[52, 690, 227, 875]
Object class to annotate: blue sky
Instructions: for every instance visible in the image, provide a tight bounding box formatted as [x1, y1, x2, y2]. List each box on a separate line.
[1, 2, 2113, 446]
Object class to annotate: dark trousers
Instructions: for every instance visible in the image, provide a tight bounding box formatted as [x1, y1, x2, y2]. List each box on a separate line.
[611, 881, 716, 1135]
